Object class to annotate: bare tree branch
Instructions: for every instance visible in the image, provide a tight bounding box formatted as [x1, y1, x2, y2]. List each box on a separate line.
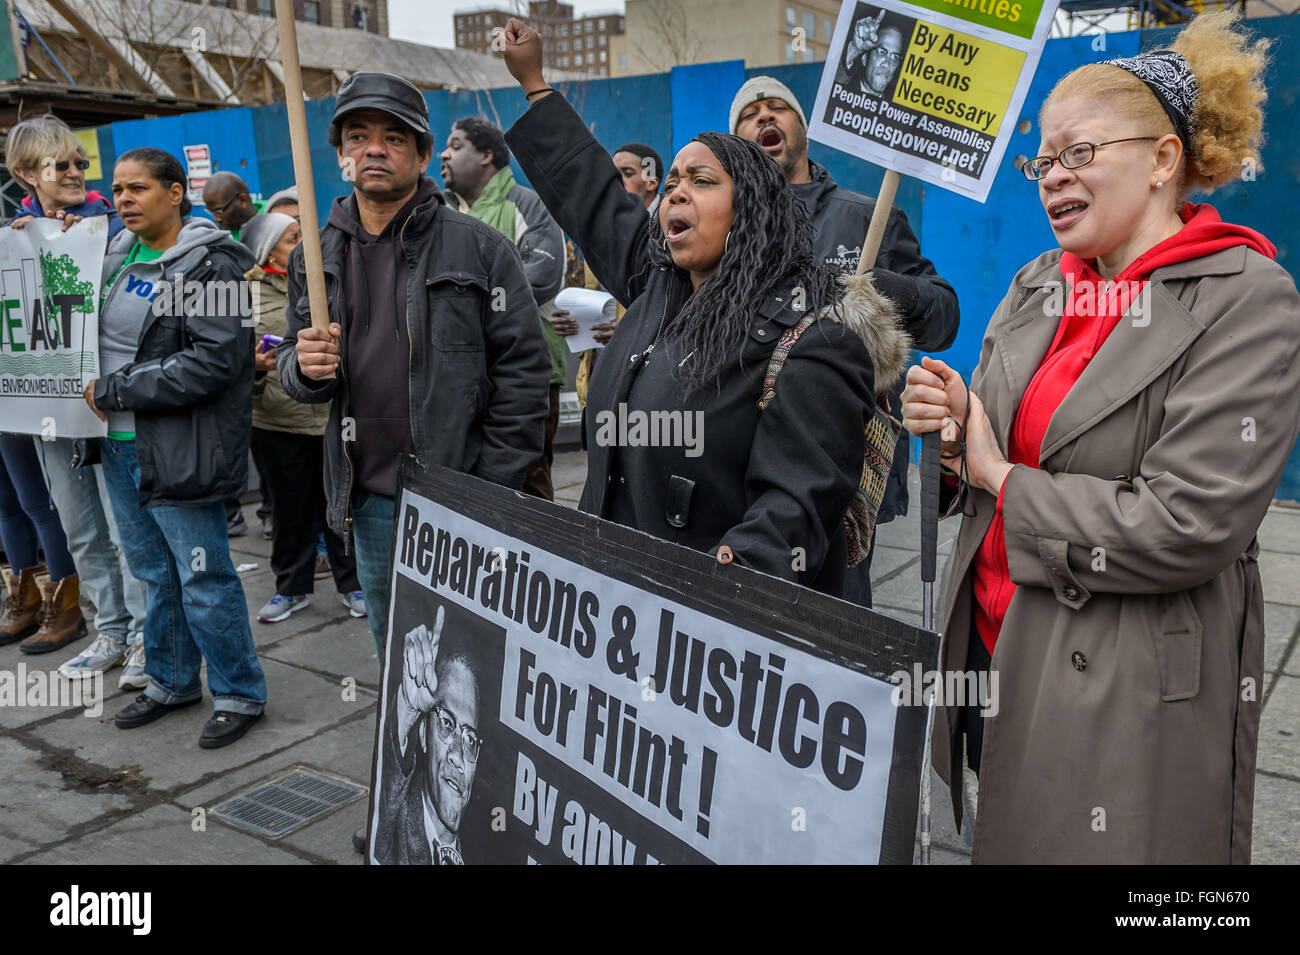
[631, 0, 706, 74]
[201, 5, 282, 99]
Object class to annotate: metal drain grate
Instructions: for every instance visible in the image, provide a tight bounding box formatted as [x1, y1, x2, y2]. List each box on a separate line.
[210, 766, 367, 839]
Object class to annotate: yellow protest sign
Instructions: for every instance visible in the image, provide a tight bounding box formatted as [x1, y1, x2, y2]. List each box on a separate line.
[73, 129, 102, 181]
[810, 0, 1059, 202]
[894, 21, 1025, 136]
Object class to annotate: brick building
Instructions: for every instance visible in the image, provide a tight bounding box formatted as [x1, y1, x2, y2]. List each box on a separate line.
[454, 2, 626, 76]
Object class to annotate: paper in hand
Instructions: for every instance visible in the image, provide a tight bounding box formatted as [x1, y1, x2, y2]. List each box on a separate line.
[554, 287, 617, 353]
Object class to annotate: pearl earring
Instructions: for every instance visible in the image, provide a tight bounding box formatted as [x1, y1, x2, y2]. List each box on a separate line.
[1156, 181, 1164, 189]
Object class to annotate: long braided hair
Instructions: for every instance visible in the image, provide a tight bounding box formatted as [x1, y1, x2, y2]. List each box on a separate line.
[646, 131, 844, 392]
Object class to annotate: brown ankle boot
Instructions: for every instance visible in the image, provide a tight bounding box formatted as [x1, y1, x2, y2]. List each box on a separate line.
[0, 566, 44, 646]
[19, 574, 88, 654]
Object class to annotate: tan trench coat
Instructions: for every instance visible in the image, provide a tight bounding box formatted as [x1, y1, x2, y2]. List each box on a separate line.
[246, 265, 328, 437]
[935, 244, 1300, 864]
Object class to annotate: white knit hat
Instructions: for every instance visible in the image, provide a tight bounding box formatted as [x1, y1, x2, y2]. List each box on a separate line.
[729, 76, 807, 134]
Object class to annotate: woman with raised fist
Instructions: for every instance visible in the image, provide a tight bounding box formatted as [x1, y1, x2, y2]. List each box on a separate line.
[497, 18, 911, 598]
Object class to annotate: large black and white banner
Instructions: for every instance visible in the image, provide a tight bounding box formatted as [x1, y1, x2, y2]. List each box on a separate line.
[367, 460, 938, 865]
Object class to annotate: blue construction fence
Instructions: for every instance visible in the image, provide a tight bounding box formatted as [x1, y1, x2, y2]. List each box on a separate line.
[85, 16, 1300, 499]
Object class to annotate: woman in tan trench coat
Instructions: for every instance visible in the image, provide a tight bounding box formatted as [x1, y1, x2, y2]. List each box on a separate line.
[903, 11, 1300, 863]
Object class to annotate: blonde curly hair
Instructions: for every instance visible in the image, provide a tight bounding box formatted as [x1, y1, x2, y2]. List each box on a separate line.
[1042, 9, 1269, 198]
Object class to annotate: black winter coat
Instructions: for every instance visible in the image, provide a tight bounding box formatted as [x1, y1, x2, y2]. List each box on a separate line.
[792, 161, 960, 523]
[507, 93, 911, 596]
[276, 183, 552, 539]
[90, 222, 255, 508]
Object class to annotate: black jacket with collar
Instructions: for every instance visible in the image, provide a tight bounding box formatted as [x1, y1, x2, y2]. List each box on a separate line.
[507, 93, 910, 596]
[88, 219, 255, 508]
[792, 160, 960, 523]
[276, 180, 552, 539]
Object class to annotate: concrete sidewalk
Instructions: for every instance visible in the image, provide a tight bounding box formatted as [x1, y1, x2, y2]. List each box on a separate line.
[0, 453, 590, 866]
[0, 451, 1295, 864]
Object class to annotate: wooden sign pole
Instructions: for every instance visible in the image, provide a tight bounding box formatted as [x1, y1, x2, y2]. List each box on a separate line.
[855, 168, 900, 275]
[273, 0, 331, 343]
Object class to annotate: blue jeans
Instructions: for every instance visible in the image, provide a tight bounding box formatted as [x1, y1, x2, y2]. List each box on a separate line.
[98, 438, 266, 714]
[351, 491, 395, 662]
[34, 437, 147, 647]
[0, 433, 76, 579]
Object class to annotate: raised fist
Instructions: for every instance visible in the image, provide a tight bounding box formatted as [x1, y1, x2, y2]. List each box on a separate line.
[847, 9, 886, 62]
[501, 17, 545, 92]
[396, 607, 444, 755]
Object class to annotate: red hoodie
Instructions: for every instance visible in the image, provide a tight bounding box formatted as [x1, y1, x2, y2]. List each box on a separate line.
[971, 203, 1276, 656]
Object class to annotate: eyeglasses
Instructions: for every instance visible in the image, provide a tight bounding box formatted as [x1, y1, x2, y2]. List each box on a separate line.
[869, 48, 902, 68]
[207, 193, 243, 217]
[431, 703, 481, 762]
[52, 159, 91, 172]
[1021, 138, 1159, 182]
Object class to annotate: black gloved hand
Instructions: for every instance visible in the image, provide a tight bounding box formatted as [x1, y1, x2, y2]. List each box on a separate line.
[868, 267, 919, 317]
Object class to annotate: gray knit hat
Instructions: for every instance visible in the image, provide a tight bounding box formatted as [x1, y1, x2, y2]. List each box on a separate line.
[240, 212, 296, 267]
[266, 186, 299, 213]
[729, 76, 807, 134]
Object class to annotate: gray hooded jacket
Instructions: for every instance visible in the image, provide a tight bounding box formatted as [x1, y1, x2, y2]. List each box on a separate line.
[92, 217, 256, 507]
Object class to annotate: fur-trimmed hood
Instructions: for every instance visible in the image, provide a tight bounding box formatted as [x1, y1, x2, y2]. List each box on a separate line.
[825, 271, 913, 393]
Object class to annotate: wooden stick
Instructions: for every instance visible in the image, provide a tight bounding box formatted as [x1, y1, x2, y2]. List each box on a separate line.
[855, 168, 901, 275]
[273, 0, 331, 344]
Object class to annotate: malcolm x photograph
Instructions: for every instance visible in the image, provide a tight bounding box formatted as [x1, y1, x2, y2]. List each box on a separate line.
[370, 581, 503, 865]
[837, 4, 912, 99]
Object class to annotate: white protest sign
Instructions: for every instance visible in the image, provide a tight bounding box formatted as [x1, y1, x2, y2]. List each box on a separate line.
[368, 463, 939, 865]
[0, 217, 108, 439]
[809, 0, 1059, 202]
[555, 286, 617, 353]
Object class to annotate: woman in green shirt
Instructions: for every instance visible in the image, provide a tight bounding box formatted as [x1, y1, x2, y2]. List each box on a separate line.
[83, 147, 268, 749]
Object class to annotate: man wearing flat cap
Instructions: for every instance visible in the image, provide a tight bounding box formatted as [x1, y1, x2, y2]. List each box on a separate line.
[277, 72, 551, 659]
[731, 75, 961, 608]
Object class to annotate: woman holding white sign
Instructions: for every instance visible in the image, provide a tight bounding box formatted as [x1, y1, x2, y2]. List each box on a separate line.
[901, 11, 1300, 863]
[2, 114, 147, 682]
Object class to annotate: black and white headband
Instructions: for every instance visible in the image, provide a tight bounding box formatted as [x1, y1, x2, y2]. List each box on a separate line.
[1103, 50, 1198, 150]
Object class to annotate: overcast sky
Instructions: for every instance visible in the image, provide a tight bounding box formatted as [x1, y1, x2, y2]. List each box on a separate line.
[389, 0, 627, 49]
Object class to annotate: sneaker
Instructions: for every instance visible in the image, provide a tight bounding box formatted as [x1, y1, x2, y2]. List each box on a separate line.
[227, 511, 248, 537]
[58, 634, 125, 680]
[257, 594, 310, 623]
[119, 639, 149, 690]
[261, 517, 273, 540]
[341, 591, 367, 618]
[313, 554, 331, 580]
